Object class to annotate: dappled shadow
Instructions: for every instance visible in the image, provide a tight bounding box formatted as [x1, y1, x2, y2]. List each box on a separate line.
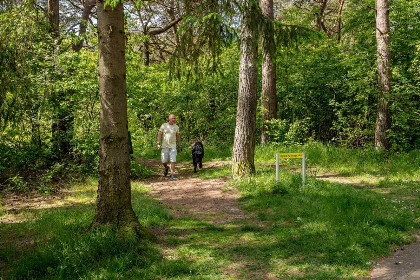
[145, 172, 419, 279]
[2, 159, 418, 279]
[0, 189, 96, 224]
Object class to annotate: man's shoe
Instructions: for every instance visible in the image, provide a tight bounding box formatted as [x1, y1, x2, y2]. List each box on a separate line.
[170, 174, 176, 180]
[164, 167, 169, 176]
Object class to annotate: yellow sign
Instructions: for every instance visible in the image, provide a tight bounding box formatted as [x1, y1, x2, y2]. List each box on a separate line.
[278, 153, 303, 159]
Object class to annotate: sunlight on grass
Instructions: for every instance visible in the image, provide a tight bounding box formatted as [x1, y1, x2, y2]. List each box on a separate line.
[197, 164, 231, 180]
[1, 143, 419, 279]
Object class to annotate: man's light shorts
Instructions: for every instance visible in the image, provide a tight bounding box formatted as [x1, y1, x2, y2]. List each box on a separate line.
[161, 148, 177, 163]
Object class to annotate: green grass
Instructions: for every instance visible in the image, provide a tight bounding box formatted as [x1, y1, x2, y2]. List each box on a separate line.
[196, 164, 231, 180]
[255, 142, 420, 176]
[229, 168, 418, 278]
[1, 143, 419, 279]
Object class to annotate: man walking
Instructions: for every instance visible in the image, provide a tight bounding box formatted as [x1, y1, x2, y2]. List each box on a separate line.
[157, 114, 181, 179]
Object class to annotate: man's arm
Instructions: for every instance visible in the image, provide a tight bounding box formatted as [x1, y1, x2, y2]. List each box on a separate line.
[176, 132, 181, 152]
[157, 131, 162, 150]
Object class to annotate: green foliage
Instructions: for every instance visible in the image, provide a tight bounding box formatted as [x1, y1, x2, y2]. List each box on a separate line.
[1, 0, 419, 192]
[388, 0, 420, 151]
[272, 0, 419, 150]
[5, 175, 28, 192]
[126, 45, 239, 155]
[130, 160, 154, 179]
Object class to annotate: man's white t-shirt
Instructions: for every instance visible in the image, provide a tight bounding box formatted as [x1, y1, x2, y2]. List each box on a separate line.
[159, 123, 179, 149]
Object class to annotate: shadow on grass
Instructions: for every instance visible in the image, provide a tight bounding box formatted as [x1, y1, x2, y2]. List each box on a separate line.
[156, 176, 418, 279]
[2, 166, 419, 279]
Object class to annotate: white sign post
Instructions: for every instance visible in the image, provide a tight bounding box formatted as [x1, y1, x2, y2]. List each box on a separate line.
[276, 152, 306, 186]
[302, 152, 306, 186]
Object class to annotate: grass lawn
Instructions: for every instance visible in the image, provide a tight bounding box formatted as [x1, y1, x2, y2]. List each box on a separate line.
[0, 143, 419, 279]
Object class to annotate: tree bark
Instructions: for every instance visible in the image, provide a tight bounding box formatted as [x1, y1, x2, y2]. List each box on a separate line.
[93, 0, 143, 234]
[374, 0, 392, 150]
[47, 0, 59, 37]
[315, 0, 329, 34]
[337, 0, 344, 42]
[167, 0, 180, 46]
[144, 40, 150, 66]
[232, 0, 258, 177]
[260, 0, 277, 144]
[73, 0, 96, 52]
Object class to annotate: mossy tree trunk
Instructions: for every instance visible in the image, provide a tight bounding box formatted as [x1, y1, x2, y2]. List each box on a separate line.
[260, 0, 277, 144]
[374, 0, 392, 150]
[232, 0, 258, 177]
[92, 0, 143, 235]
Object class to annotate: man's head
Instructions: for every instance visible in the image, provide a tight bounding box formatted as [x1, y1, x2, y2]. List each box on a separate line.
[168, 114, 176, 125]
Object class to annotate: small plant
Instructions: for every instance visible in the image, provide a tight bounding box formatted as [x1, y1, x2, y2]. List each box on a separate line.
[130, 160, 154, 179]
[270, 182, 289, 195]
[37, 184, 54, 195]
[7, 175, 28, 192]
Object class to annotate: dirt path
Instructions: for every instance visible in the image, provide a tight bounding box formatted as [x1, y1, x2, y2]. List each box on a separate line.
[370, 234, 420, 280]
[139, 159, 247, 224]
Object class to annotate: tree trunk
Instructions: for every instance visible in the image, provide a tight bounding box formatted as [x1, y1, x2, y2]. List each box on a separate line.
[337, 0, 345, 42]
[316, 0, 329, 34]
[93, 0, 143, 235]
[73, 0, 96, 52]
[47, 0, 74, 160]
[168, 0, 180, 46]
[232, 0, 258, 177]
[144, 40, 150, 66]
[47, 0, 59, 37]
[374, 0, 391, 150]
[51, 90, 74, 159]
[260, 0, 277, 144]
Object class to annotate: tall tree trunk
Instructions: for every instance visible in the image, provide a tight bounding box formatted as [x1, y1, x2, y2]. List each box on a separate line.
[374, 0, 391, 150]
[93, 0, 142, 234]
[232, 0, 258, 177]
[47, 0, 74, 160]
[168, 0, 180, 46]
[260, 0, 277, 144]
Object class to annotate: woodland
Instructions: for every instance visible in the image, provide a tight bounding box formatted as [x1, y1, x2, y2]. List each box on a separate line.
[0, 0, 419, 279]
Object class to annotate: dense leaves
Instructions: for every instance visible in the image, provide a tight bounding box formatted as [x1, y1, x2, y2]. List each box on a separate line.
[0, 0, 419, 189]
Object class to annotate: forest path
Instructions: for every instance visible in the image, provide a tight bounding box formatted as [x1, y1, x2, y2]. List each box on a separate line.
[370, 234, 420, 280]
[137, 158, 248, 225]
[140, 158, 420, 280]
